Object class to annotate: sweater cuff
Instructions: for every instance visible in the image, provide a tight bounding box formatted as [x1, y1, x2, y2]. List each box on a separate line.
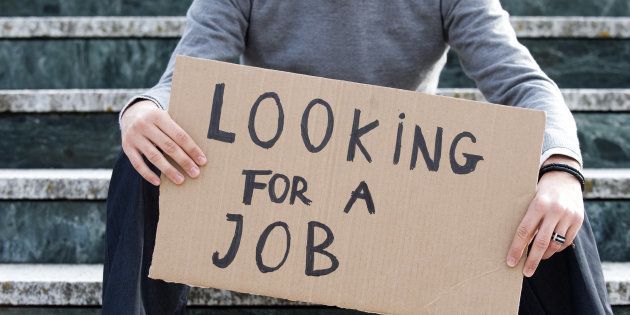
[540, 148, 583, 170]
[541, 129, 583, 168]
[118, 94, 164, 128]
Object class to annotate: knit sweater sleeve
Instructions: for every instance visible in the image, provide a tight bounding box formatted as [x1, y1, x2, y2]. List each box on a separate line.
[119, 0, 250, 124]
[441, 0, 582, 167]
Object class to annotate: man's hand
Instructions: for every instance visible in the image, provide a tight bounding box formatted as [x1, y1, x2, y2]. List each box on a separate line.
[120, 100, 207, 186]
[506, 155, 584, 277]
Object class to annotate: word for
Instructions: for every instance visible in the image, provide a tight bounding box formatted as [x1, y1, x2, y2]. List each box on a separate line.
[241, 170, 311, 206]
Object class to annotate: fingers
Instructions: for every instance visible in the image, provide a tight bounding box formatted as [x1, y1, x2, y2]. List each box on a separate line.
[523, 215, 560, 277]
[542, 221, 569, 260]
[560, 218, 583, 252]
[145, 125, 200, 178]
[506, 201, 544, 268]
[121, 108, 207, 185]
[137, 138, 185, 185]
[155, 113, 207, 166]
[543, 213, 582, 259]
[125, 148, 161, 186]
[507, 170, 586, 277]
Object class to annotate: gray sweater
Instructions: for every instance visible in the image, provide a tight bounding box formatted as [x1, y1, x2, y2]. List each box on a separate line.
[125, 0, 582, 166]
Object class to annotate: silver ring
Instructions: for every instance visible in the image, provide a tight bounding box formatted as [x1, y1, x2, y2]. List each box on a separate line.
[551, 232, 566, 245]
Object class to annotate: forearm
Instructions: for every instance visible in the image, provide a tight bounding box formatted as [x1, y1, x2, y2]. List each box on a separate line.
[120, 0, 250, 125]
[442, 0, 583, 167]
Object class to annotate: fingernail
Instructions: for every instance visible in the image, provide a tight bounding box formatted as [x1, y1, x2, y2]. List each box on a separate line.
[524, 268, 534, 277]
[507, 257, 516, 267]
[190, 166, 200, 177]
[175, 173, 184, 184]
[196, 155, 207, 165]
[151, 178, 161, 186]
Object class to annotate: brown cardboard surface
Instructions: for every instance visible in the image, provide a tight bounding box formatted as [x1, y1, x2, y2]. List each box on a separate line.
[150, 55, 546, 314]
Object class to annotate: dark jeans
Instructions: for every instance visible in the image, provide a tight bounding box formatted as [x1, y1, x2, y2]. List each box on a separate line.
[102, 152, 613, 315]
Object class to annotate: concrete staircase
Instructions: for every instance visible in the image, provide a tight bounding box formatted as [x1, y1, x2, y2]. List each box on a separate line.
[1, 1, 629, 313]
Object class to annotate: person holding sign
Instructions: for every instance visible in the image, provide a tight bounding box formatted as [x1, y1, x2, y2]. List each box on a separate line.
[104, 1, 611, 314]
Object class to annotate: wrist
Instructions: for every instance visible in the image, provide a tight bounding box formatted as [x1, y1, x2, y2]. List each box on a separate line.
[539, 162, 585, 191]
[123, 99, 159, 115]
[120, 99, 161, 130]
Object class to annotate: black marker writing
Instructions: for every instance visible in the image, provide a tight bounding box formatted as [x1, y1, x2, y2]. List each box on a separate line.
[242, 170, 311, 206]
[343, 181, 376, 214]
[410, 125, 443, 171]
[301, 98, 334, 153]
[207, 83, 236, 143]
[248, 92, 284, 149]
[305, 221, 339, 276]
[450, 131, 484, 174]
[256, 221, 291, 273]
[347, 109, 379, 163]
[212, 213, 243, 268]
[393, 112, 405, 165]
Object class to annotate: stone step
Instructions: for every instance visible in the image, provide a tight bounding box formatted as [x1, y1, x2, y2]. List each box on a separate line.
[0, 263, 627, 306]
[584, 169, 630, 199]
[606, 262, 630, 306]
[441, 39, 630, 90]
[0, 169, 628, 200]
[0, 169, 111, 200]
[1, 40, 627, 90]
[0, 89, 143, 113]
[1, 0, 629, 18]
[0, 264, 295, 306]
[0, 0, 193, 17]
[1, 112, 628, 169]
[510, 16, 630, 38]
[2, 88, 629, 113]
[438, 88, 630, 112]
[1, 200, 627, 264]
[0, 16, 629, 39]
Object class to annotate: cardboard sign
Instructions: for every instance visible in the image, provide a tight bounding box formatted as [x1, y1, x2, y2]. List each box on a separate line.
[150, 55, 546, 314]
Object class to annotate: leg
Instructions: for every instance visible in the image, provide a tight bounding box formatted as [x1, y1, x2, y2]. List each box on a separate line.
[519, 212, 613, 315]
[102, 152, 190, 315]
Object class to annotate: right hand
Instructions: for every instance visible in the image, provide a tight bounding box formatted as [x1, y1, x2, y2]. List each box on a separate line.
[120, 100, 207, 186]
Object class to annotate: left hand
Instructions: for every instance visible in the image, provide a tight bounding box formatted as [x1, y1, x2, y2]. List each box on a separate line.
[506, 156, 584, 277]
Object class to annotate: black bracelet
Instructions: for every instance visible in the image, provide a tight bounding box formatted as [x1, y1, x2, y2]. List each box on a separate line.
[538, 163, 585, 191]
